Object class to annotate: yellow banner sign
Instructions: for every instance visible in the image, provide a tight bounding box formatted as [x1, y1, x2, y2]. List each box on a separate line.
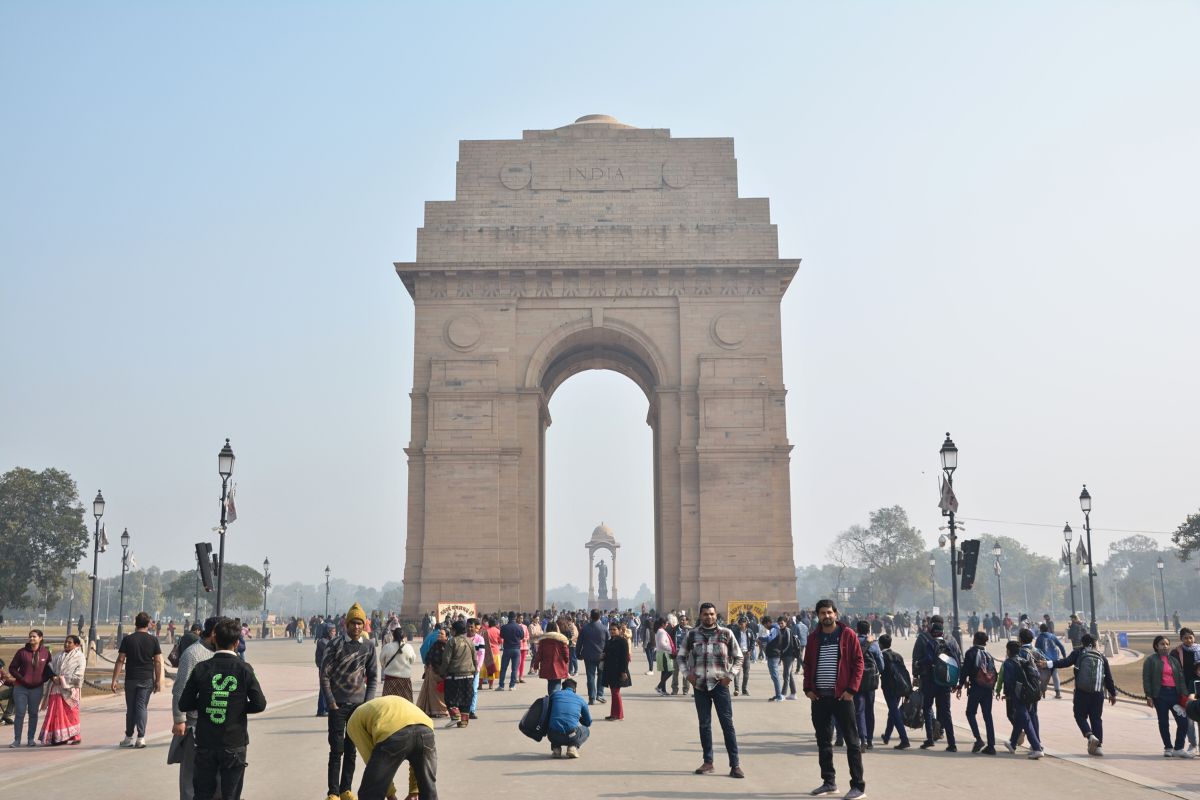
[727, 601, 768, 620]
[438, 602, 477, 620]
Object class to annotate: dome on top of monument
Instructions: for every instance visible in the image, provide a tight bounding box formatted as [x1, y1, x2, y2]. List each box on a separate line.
[588, 522, 617, 544]
[560, 114, 636, 129]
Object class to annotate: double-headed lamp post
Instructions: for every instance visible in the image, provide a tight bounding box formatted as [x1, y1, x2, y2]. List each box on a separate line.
[215, 439, 235, 616]
[1063, 523, 1077, 617]
[939, 433, 962, 644]
[261, 557, 271, 639]
[1157, 557, 1169, 631]
[324, 566, 331, 617]
[992, 544, 1004, 617]
[929, 557, 937, 610]
[1079, 485, 1098, 638]
[116, 528, 130, 641]
[87, 490, 105, 652]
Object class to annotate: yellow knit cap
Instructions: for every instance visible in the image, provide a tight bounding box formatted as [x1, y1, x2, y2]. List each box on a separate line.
[346, 602, 367, 626]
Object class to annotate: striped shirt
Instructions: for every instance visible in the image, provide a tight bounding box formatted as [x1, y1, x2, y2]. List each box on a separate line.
[815, 630, 840, 690]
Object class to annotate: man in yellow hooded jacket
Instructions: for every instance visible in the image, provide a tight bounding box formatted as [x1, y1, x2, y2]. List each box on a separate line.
[347, 695, 437, 800]
[321, 602, 379, 800]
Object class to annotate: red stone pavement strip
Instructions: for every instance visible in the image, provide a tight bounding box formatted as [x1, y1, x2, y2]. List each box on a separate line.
[2, 645, 318, 783]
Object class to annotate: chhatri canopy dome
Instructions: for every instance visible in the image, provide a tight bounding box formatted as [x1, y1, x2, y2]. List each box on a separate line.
[587, 522, 618, 548]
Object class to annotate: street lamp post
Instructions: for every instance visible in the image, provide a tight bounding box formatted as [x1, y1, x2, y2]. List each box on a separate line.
[929, 557, 937, 610]
[992, 544, 1004, 617]
[1063, 524, 1077, 618]
[87, 490, 105, 653]
[1157, 557, 1169, 631]
[868, 566, 876, 608]
[324, 566, 331, 617]
[65, 569, 77, 637]
[1079, 485, 1099, 638]
[261, 557, 271, 639]
[215, 439, 235, 616]
[939, 433, 962, 644]
[116, 528, 130, 641]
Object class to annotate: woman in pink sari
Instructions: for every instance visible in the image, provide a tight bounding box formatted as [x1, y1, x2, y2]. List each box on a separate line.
[39, 635, 85, 745]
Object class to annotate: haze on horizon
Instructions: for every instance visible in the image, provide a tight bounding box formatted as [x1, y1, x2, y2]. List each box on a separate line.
[2, 3, 1197, 600]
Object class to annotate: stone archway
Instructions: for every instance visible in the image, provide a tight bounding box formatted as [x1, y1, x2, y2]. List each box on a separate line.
[397, 115, 799, 617]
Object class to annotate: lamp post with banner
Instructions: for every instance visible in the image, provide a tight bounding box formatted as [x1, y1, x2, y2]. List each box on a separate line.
[938, 433, 963, 644]
[261, 557, 271, 639]
[1063, 523, 1077, 617]
[116, 528, 130, 642]
[1079, 485, 1099, 638]
[992, 543, 1003, 617]
[87, 491, 105, 653]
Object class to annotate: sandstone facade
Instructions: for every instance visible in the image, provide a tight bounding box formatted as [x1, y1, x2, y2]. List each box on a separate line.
[397, 115, 798, 616]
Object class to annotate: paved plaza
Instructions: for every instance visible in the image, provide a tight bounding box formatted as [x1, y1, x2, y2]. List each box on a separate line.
[5, 638, 1198, 799]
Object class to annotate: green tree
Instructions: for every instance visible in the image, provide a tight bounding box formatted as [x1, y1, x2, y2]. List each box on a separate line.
[828, 506, 927, 609]
[0, 468, 88, 612]
[1172, 511, 1200, 562]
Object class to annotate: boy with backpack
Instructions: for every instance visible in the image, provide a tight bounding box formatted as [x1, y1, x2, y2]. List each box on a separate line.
[1016, 628, 1048, 745]
[913, 617, 960, 752]
[1035, 623, 1068, 699]
[1052, 632, 1117, 756]
[877, 634, 911, 749]
[999, 640, 1044, 758]
[956, 631, 998, 754]
[854, 620, 884, 749]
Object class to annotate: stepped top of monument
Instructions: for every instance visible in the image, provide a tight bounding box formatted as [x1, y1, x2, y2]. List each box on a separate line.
[404, 115, 787, 267]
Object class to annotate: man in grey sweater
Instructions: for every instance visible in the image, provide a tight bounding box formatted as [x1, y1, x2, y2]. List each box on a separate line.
[170, 617, 218, 800]
[321, 602, 378, 800]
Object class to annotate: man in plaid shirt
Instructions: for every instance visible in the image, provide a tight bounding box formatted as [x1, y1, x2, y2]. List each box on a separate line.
[683, 602, 745, 779]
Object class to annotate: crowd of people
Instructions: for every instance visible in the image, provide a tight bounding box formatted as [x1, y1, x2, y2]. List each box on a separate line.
[4, 600, 1200, 800]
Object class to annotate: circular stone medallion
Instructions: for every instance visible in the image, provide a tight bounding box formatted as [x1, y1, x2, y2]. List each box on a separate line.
[499, 163, 531, 190]
[711, 313, 746, 349]
[662, 161, 692, 189]
[446, 315, 482, 351]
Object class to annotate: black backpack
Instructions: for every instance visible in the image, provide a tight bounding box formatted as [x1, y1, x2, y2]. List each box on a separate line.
[767, 626, 791, 658]
[518, 693, 554, 742]
[881, 650, 912, 697]
[1013, 653, 1042, 704]
[858, 636, 880, 692]
[902, 689, 925, 728]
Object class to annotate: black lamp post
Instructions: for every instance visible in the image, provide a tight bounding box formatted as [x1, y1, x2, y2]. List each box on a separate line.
[928, 557, 937, 610]
[215, 439, 235, 616]
[116, 528, 130, 641]
[992, 543, 1004, 618]
[1157, 557, 1169, 631]
[1079, 485, 1098, 637]
[939, 433, 962, 644]
[261, 557, 271, 639]
[87, 490, 105, 652]
[65, 568, 77, 637]
[324, 565, 331, 617]
[868, 565, 876, 609]
[1063, 523, 1077, 617]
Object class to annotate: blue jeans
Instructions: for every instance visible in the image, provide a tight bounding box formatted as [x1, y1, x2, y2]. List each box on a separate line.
[124, 677, 153, 738]
[766, 656, 783, 699]
[317, 668, 328, 715]
[548, 723, 590, 749]
[1155, 686, 1187, 750]
[469, 671, 480, 713]
[12, 684, 43, 744]
[584, 658, 604, 700]
[568, 645, 578, 675]
[966, 685, 995, 747]
[882, 690, 909, 745]
[545, 678, 562, 695]
[693, 682, 739, 767]
[1009, 700, 1043, 751]
[854, 690, 876, 742]
[500, 648, 520, 689]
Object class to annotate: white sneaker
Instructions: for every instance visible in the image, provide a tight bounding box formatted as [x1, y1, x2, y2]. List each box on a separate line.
[1087, 734, 1100, 755]
[1003, 741, 1016, 755]
[1189, 744, 1198, 755]
[119, 736, 134, 748]
[1164, 747, 1175, 757]
[566, 745, 579, 758]
[134, 737, 146, 749]
[786, 693, 798, 700]
[1094, 745, 1104, 757]
[1175, 749, 1195, 759]
[1028, 749, 1044, 760]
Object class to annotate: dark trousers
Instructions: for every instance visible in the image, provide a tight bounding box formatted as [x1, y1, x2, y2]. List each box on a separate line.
[358, 724, 437, 800]
[327, 703, 360, 796]
[584, 658, 605, 700]
[1073, 690, 1105, 743]
[194, 746, 246, 800]
[500, 647, 520, 689]
[177, 729, 223, 800]
[881, 690, 909, 745]
[854, 690, 876, 743]
[811, 694, 864, 791]
[316, 670, 327, 715]
[965, 685, 995, 747]
[739, 658, 749, 693]
[1155, 687, 1188, 750]
[1009, 700, 1043, 751]
[923, 687, 956, 745]
[124, 677, 153, 738]
[693, 682, 739, 767]
[547, 723, 590, 749]
[568, 645, 578, 674]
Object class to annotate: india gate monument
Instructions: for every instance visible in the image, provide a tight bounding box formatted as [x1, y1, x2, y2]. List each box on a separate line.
[397, 115, 798, 617]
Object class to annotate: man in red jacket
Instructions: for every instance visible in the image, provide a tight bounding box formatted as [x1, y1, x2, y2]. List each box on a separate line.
[803, 599, 866, 799]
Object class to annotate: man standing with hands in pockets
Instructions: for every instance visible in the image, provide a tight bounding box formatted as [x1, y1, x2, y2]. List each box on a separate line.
[682, 602, 745, 779]
[804, 599, 867, 800]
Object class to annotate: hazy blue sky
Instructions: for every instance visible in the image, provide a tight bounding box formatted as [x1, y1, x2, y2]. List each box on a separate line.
[3, 3, 1197, 599]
